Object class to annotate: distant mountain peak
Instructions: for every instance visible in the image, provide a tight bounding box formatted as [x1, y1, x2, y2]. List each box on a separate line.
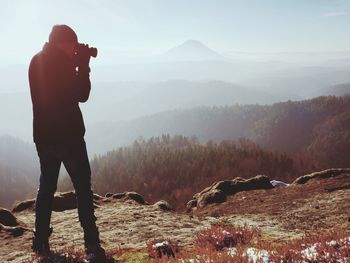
[180, 39, 208, 48]
[161, 39, 224, 61]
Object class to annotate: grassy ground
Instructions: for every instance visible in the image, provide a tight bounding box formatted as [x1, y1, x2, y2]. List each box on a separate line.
[1, 172, 349, 262]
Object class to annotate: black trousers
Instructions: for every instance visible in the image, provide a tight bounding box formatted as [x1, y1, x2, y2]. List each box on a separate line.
[34, 138, 100, 248]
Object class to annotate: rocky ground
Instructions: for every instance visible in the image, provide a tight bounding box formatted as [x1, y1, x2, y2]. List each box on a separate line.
[192, 169, 350, 241]
[0, 168, 349, 262]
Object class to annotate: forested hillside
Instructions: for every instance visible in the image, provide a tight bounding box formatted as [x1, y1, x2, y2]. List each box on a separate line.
[88, 96, 350, 168]
[2, 96, 349, 209]
[251, 96, 350, 166]
[58, 135, 318, 210]
[0, 135, 38, 208]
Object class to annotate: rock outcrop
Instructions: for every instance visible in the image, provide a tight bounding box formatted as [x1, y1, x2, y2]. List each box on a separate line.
[187, 175, 274, 210]
[0, 208, 19, 226]
[111, 191, 148, 205]
[93, 193, 104, 200]
[293, 168, 350, 184]
[53, 191, 79, 212]
[12, 199, 35, 213]
[0, 208, 28, 237]
[0, 223, 27, 237]
[153, 200, 174, 211]
[105, 192, 114, 198]
[12, 191, 102, 213]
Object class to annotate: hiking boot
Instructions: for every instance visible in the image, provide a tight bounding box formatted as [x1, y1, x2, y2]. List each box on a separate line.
[31, 236, 50, 256]
[31, 225, 53, 256]
[85, 244, 107, 263]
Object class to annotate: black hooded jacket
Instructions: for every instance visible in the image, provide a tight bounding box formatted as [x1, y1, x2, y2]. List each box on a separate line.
[28, 42, 90, 143]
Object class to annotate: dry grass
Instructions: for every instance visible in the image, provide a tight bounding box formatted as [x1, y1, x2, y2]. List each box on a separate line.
[23, 245, 119, 263]
[19, 223, 350, 262]
[23, 246, 88, 263]
[3, 173, 349, 262]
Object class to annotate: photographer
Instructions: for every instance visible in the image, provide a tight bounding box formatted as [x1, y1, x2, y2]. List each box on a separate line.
[28, 24, 106, 262]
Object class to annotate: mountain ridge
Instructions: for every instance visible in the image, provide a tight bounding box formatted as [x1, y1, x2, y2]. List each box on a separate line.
[160, 39, 225, 61]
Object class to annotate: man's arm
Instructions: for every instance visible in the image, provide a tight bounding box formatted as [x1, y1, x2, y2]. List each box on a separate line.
[73, 66, 91, 103]
[73, 44, 92, 103]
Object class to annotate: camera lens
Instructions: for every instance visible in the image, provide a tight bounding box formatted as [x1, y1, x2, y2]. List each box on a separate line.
[89, 47, 98, 58]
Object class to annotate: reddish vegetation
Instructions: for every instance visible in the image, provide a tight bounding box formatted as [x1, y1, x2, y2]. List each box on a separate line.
[149, 225, 350, 263]
[194, 223, 260, 250]
[267, 228, 350, 262]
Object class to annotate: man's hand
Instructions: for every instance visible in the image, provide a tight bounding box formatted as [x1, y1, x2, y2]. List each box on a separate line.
[75, 43, 91, 73]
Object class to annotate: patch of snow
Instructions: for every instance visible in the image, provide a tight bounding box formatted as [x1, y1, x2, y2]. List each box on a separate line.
[301, 242, 320, 261]
[226, 247, 237, 257]
[246, 247, 270, 263]
[270, 180, 289, 187]
[341, 236, 350, 245]
[225, 247, 269, 262]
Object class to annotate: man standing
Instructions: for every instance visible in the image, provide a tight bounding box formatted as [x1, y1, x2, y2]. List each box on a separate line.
[28, 25, 106, 262]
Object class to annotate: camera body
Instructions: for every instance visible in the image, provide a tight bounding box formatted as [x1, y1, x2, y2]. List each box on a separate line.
[74, 43, 97, 68]
[76, 43, 98, 58]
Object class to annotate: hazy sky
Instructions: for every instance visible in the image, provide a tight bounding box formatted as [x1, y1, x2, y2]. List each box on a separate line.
[1, 0, 350, 65]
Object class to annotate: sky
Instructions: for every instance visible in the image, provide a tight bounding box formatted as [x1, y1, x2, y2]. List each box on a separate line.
[1, 0, 350, 65]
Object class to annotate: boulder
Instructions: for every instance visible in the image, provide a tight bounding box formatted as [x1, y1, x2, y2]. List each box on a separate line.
[12, 191, 102, 213]
[53, 191, 101, 211]
[53, 191, 77, 212]
[112, 191, 147, 205]
[186, 199, 197, 211]
[189, 175, 273, 209]
[127, 192, 147, 205]
[0, 223, 26, 237]
[150, 240, 176, 258]
[12, 199, 35, 213]
[153, 200, 174, 211]
[112, 192, 126, 199]
[197, 189, 226, 208]
[0, 208, 19, 226]
[105, 192, 114, 198]
[93, 193, 104, 200]
[293, 168, 350, 184]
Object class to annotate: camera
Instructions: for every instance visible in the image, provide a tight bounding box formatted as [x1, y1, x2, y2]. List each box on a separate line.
[76, 43, 98, 58]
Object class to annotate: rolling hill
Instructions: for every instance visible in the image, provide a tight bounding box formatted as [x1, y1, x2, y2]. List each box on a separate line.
[86, 95, 350, 168]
